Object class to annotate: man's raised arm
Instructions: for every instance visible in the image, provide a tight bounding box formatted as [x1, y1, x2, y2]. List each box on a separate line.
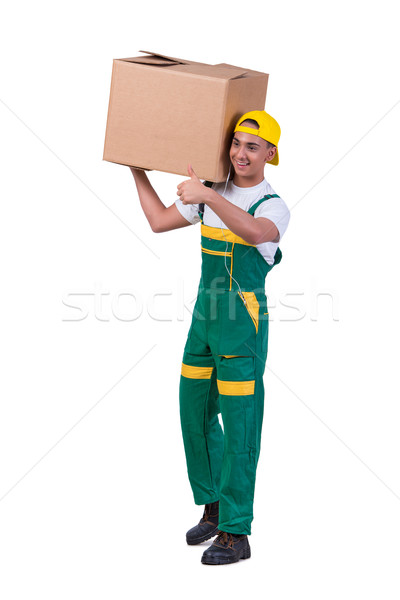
[130, 168, 192, 233]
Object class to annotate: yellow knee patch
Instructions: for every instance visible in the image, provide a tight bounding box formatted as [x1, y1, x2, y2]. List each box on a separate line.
[181, 363, 213, 379]
[217, 379, 255, 396]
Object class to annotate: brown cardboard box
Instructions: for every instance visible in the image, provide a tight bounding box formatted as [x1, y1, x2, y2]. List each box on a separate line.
[103, 51, 269, 182]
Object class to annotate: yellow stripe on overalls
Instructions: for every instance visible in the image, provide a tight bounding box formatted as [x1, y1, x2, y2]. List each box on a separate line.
[217, 379, 255, 396]
[201, 247, 232, 257]
[201, 224, 255, 247]
[181, 363, 213, 379]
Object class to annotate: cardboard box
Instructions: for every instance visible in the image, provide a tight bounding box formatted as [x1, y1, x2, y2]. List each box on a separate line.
[103, 51, 269, 182]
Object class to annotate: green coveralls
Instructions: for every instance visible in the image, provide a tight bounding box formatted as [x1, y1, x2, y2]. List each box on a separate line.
[179, 192, 282, 536]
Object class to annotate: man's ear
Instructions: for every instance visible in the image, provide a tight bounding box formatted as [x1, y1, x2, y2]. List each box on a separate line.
[265, 147, 277, 163]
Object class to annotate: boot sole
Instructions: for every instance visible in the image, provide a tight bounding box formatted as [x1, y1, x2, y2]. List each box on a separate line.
[201, 546, 251, 565]
[186, 526, 219, 546]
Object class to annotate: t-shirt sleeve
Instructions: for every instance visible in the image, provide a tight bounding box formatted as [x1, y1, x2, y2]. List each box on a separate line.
[174, 198, 201, 225]
[254, 197, 291, 241]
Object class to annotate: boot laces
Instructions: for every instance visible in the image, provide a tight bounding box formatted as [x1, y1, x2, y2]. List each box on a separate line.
[201, 503, 218, 525]
[215, 530, 234, 548]
[201, 505, 210, 523]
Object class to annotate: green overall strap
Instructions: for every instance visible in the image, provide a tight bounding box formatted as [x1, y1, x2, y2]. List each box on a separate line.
[198, 181, 213, 223]
[247, 194, 282, 266]
[247, 194, 280, 216]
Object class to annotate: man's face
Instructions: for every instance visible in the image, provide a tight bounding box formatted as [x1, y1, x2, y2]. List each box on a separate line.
[229, 129, 276, 186]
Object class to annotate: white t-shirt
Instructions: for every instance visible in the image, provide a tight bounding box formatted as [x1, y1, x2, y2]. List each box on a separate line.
[175, 179, 290, 265]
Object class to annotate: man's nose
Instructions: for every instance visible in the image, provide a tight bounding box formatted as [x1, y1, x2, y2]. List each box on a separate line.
[237, 146, 247, 159]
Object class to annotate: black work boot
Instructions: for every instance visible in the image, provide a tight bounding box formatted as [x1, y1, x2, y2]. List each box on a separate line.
[201, 530, 251, 565]
[186, 501, 219, 545]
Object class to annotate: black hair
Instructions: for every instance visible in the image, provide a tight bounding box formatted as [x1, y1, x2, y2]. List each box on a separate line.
[239, 118, 276, 150]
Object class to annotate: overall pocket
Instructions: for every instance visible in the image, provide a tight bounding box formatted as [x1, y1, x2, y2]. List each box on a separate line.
[217, 292, 257, 357]
[238, 291, 260, 332]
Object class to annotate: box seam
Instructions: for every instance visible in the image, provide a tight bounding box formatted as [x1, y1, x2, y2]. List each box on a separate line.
[214, 80, 230, 181]
[103, 60, 118, 160]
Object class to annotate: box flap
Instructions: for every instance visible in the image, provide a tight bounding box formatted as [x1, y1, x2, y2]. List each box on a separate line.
[171, 63, 248, 79]
[118, 53, 248, 76]
[121, 56, 180, 66]
[137, 50, 190, 64]
[120, 53, 184, 66]
[214, 63, 250, 79]
[120, 51, 191, 66]
[218, 63, 268, 78]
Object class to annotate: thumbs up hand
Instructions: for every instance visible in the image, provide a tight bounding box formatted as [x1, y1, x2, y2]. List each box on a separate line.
[187, 164, 200, 181]
[177, 164, 205, 205]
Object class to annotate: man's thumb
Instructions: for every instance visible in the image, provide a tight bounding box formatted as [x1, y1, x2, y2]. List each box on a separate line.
[188, 164, 199, 180]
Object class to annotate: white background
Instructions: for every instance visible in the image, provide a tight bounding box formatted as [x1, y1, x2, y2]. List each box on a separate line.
[1, 0, 399, 597]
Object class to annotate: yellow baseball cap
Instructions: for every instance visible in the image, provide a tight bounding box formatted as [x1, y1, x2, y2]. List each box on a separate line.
[234, 110, 280, 166]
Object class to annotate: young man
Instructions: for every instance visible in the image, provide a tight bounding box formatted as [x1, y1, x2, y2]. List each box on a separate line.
[130, 110, 290, 565]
